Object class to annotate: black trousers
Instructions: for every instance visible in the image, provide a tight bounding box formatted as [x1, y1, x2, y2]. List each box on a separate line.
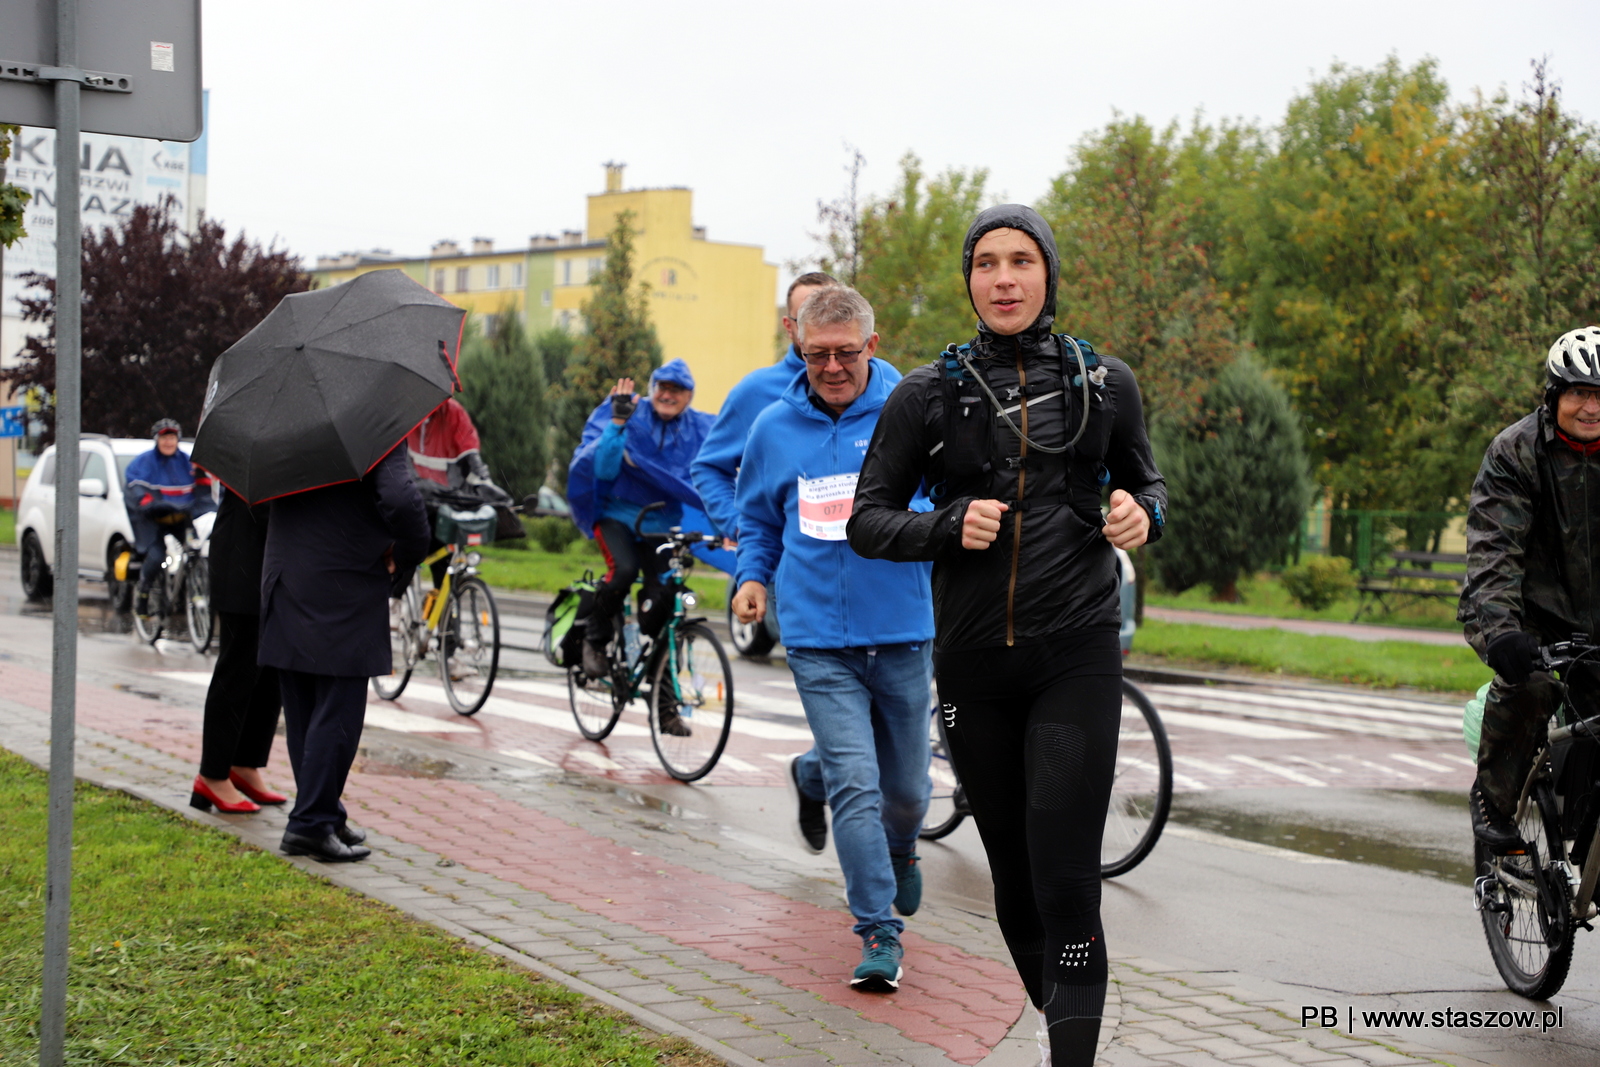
[278, 671, 367, 837]
[588, 518, 672, 648]
[198, 612, 281, 780]
[934, 632, 1122, 1067]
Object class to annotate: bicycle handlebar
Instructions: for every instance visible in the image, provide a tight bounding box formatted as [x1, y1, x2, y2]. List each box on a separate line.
[1539, 635, 1600, 674]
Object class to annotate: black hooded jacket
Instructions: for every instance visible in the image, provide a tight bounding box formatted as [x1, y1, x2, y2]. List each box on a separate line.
[846, 205, 1167, 653]
[1459, 403, 1600, 657]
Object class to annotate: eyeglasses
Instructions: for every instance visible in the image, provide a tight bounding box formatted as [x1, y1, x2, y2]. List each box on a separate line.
[799, 348, 865, 367]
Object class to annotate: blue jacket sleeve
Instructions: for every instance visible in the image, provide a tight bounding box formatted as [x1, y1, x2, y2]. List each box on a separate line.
[691, 405, 753, 540]
[732, 417, 787, 589]
[593, 422, 626, 483]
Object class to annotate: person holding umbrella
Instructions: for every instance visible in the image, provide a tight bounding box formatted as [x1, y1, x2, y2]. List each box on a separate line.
[194, 270, 459, 862]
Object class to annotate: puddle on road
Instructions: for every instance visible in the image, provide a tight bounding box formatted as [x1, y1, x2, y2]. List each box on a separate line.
[12, 587, 143, 637]
[1169, 790, 1476, 885]
[353, 741, 459, 779]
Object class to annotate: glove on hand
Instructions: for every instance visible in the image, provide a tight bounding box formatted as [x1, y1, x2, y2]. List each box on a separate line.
[611, 393, 638, 422]
[1487, 632, 1543, 685]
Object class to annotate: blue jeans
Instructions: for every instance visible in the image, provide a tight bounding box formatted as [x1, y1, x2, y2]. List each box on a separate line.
[787, 643, 932, 936]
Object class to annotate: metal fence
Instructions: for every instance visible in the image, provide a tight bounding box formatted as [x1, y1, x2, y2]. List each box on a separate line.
[1296, 504, 1466, 576]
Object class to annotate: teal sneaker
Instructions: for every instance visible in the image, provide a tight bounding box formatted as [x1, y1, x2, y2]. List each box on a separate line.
[850, 923, 904, 993]
[891, 851, 922, 916]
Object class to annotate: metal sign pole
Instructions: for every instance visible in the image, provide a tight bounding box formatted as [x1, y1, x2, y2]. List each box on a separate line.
[39, 0, 81, 1060]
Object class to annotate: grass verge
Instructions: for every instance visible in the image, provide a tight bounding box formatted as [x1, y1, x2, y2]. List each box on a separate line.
[0, 508, 13, 547]
[0, 748, 715, 1065]
[1131, 618, 1490, 695]
[1144, 569, 1462, 632]
[476, 539, 728, 610]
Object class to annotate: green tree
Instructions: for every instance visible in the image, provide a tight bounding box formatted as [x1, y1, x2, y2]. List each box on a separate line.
[2, 200, 307, 443]
[1039, 116, 1240, 425]
[1, 124, 28, 248]
[1427, 63, 1600, 493]
[550, 210, 662, 492]
[1149, 354, 1313, 602]
[1231, 58, 1478, 518]
[458, 312, 549, 501]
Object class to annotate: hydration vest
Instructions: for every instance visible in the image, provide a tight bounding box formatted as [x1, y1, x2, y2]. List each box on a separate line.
[927, 334, 1112, 523]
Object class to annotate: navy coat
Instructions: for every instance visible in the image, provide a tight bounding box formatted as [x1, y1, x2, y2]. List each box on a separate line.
[258, 446, 430, 677]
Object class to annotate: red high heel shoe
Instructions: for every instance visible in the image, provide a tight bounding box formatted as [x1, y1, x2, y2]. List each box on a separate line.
[191, 775, 260, 814]
[229, 771, 288, 805]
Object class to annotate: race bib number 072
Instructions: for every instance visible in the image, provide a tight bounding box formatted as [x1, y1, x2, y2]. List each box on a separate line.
[797, 473, 858, 541]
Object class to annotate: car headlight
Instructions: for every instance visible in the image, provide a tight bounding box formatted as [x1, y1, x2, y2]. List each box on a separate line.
[681, 591, 698, 609]
[464, 551, 482, 567]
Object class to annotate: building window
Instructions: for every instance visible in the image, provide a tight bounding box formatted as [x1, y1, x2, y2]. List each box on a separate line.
[587, 257, 604, 280]
[512, 263, 525, 287]
[561, 260, 572, 286]
[541, 289, 552, 307]
[486, 264, 500, 288]
[482, 313, 499, 337]
[456, 267, 471, 291]
[434, 269, 447, 292]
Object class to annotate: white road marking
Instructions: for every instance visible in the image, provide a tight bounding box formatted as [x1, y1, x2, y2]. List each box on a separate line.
[1157, 709, 1326, 740]
[1227, 754, 1327, 787]
[1390, 753, 1456, 773]
[717, 755, 760, 773]
[154, 671, 481, 734]
[1437, 752, 1479, 768]
[1173, 756, 1237, 777]
[1336, 755, 1418, 781]
[1284, 755, 1345, 775]
[1146, 689, 1455, 740]
[568, 750, 622, 771]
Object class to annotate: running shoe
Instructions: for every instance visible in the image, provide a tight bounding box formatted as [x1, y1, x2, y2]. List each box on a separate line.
[891, 851, 921, 916]
[788, 754, 827, 853]
[582, 639, 608, 680]
[657, 707, 692, 737]
[850, 923, 903, 993]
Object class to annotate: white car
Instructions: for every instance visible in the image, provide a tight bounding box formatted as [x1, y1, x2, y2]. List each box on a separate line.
[14, 435, 213, 605]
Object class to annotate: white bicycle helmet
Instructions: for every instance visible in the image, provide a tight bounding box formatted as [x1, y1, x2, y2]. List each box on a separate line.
[1547, 327, 1600, 392]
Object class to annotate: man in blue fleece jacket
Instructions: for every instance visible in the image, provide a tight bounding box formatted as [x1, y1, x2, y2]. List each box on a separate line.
[730, 287, 933, 994]
[567, 359, 713, 688]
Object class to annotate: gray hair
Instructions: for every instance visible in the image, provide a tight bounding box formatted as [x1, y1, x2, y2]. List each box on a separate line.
[796, 285, 875, 345]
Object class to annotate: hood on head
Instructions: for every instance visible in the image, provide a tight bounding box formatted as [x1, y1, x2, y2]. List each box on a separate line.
[651, 358, 695, 392]
[961, 204, 1060, 333]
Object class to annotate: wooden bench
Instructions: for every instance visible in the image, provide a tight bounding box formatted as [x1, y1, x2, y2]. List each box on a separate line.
[1353, 551, 1467, 621]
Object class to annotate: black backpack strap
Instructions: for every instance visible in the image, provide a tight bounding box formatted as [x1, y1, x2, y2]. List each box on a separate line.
[928, 344, 992, 504]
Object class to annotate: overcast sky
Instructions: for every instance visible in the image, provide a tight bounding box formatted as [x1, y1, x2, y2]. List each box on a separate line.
[203, 0, 1600, 296]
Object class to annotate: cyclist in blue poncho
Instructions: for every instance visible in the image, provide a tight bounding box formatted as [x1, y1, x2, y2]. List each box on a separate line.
[125, 418, 216, 619]
[567, 359, 713, 685]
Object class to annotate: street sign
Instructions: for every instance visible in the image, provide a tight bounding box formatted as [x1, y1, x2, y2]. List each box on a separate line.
[0, 0, 202, 142]
[0, 406, 24, 438]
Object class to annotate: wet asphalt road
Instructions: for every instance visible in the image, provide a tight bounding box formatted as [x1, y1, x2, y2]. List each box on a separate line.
[9, 570, 1600, 1065]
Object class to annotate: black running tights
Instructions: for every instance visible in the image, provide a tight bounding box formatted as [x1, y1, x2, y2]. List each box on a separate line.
[934, 634, 1121, 1067]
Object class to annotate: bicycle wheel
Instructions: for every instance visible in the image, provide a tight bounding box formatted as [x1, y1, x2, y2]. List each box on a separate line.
[569, 615, 628, 740]
[650, 622, 734, 782]
[1476, 783, 1575, 999]
[186, 556, 215, 653]
[440, 576, 500, 715]
[921, 705, 969, 840]
[373, 585, 421, 700]
[1101, 679, 1173, 878]
[132, 582, 165, 644]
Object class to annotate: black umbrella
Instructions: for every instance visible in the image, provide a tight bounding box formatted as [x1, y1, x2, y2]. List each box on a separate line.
[192, 269, 466, 504]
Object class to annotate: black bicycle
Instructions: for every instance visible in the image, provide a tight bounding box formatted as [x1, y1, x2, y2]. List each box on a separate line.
[921, 677, 1173, 878]
[1474, 636, 1600, 999]
[567, 505, 735, 782]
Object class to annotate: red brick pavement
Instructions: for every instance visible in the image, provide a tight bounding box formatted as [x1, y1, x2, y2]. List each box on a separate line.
[4, 660, 1021, 1065]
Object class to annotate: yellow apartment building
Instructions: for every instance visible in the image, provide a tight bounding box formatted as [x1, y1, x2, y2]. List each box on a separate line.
[311, 166, 779, 412]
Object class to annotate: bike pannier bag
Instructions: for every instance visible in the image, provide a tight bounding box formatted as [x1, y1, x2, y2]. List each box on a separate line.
[436, 503, 498, 547]
[544, 572, 598, 668]
[1463, 681, 1490, 756]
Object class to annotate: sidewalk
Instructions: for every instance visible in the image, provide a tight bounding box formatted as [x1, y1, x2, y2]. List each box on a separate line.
[0, 650, 1496, 1067]
[1143, 607, 1466, 648]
